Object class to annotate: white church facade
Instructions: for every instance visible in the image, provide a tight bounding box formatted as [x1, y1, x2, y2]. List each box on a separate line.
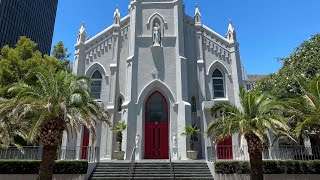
[69, 0, 246, 160]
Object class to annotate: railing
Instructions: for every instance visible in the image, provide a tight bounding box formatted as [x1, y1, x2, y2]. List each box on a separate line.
[207, 145, 320, 161]
[169, 148, 174, 180]
[0, 146, 100, 162]
[128, 147, 136, 180]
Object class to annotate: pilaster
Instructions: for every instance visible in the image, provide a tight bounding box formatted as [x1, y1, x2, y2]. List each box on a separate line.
[194, 3, 208, 159]
[174, 1, 191, 160]
[121, 1, 139, 159]
[229, 43, 242, 108]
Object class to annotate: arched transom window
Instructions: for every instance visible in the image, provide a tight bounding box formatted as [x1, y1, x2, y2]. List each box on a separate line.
[146, 92, 167, 122]
[91, 70, 102, 99]
[212, 69, 225, 98]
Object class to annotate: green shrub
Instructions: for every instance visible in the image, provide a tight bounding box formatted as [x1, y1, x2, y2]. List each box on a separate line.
[0, 160, 88, 174]
[215, 160, 320, 174]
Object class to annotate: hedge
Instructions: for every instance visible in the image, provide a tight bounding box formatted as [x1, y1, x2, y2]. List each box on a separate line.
[215, 160, 320, 174]
[0, 160, 88, 174]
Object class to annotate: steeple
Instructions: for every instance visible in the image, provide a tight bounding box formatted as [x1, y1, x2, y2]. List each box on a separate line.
[194, 3, 201, 24]
[77, 21, 88, 44]
[113, 4, 121, 25]
[226, 19, 237, 43]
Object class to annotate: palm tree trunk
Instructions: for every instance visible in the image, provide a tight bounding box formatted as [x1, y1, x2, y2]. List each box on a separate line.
[37, 145, 58, 180]
[245, 133, 263, 180]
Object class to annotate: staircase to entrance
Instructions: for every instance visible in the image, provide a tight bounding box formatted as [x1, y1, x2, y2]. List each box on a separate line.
[90, 160, 213, 180]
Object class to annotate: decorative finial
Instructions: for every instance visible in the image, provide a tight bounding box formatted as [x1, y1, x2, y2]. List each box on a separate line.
[113, 4, 121, 24]
[194, 2, 201, 23]
[227, 19, 236, 42]
[79, 21, 86, 33]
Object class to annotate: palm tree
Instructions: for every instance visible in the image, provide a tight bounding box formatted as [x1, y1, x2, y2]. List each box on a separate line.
[112, 120, 127, 151]
[285, 76, 320, 137]
[3, 68, 110, 180]
[206, 88, 293, 180]
[181, 125, 201, 151]
[0, 97, 28, 148]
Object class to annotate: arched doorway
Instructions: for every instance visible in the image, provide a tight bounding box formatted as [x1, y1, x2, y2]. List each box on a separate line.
[81, 126, 90, 159]
[144, 91, 169, 159]
[217, 137, 233, 159]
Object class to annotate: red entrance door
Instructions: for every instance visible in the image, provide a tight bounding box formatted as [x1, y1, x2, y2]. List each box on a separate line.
[145, 92, 169, 159]
[217, 136, 233, 159]
[81, 126, 90, 159]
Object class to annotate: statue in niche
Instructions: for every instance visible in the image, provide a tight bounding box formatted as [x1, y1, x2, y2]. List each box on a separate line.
[153, 23, 161, 46]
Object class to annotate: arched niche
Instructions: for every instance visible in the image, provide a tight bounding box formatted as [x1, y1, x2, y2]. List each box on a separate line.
[146, 13, 168, 35]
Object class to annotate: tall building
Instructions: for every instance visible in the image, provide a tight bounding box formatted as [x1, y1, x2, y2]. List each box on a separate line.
[0, 0, 58, 54]
[69, 0, 257, 161]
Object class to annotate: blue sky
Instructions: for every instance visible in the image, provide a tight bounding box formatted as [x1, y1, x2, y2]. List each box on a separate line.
[52, 0, 320, 75]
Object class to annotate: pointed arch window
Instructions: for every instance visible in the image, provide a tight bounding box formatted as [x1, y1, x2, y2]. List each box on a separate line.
[191, 96, 197, 112]
[91, 70, 102, 99]
[212, 69, 225, 98]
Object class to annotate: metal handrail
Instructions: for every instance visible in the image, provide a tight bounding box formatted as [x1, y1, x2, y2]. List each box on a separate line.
[128, 147, 136, 180]
[206, 145, 320, 161]
[169, 148, 174, 180]
[0, 146, 100, 162]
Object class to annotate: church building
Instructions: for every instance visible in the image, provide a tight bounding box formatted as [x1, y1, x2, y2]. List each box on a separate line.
[70, 0, 245, 160]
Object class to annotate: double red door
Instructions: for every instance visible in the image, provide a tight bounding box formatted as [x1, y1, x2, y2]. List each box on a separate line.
[144, 91, 169, 159]
[145, 121, 169, 159]
[217, 136, 233, 159]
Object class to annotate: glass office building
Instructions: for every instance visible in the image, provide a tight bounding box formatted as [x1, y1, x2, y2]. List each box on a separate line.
[0, 0, 58, 54]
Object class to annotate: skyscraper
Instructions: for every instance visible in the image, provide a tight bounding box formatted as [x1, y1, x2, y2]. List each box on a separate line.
[0, 0, 58, 55]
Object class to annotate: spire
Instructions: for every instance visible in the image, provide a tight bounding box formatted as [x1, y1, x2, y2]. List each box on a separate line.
[228, 19, 235, 33]
[113, 4, 121, 25]
[79, 21, 86, 34]
[194, 3, 201, 24]
[226, 19, 237, 42]
[77, 21, 87, 44]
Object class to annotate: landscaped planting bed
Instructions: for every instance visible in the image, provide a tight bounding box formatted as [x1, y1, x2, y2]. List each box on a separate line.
[0, 160, 88, 174]
[215, 160, 320, 174]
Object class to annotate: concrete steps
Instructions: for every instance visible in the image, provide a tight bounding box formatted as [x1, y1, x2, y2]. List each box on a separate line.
[90, 161, 213, 180]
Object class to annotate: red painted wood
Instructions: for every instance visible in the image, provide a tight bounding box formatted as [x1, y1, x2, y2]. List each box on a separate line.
[81, 126, 90, 159]
[144, 91, 169, 159]
[217, 136, 233, 159]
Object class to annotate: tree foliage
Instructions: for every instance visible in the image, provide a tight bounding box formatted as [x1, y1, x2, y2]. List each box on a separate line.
[52, 41, 71, 70]
[0, 37, 67, 90]
[52, 41, 71, 62]
[112, 121, 127, 151]
[206, 89, 293, 180]
[284, 76, 320, 137]
[181, 125, 200, 151]
[256, 34, 320, 98]
[0, 37, 68, 146]
[1, 68, 110, 179]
